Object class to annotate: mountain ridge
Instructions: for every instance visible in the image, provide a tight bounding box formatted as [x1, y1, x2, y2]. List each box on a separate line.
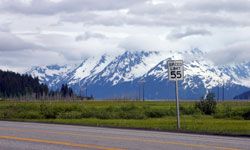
[27, 49, 250, 99]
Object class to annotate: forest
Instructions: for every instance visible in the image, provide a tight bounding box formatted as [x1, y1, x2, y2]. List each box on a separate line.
[0, 70, 77, 100]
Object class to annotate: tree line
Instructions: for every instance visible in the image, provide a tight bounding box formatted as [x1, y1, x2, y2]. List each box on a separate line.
[0, 70, 78, 100]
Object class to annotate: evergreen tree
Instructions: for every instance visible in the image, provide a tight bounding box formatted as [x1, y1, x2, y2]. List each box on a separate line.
[0, 70, 49, 99]
[60, 84, 74, 98]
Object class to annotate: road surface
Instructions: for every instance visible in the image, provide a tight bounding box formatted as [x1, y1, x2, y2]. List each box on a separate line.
[0, 121, 249, 150]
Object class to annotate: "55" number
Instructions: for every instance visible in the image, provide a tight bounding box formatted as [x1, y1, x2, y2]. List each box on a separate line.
[170, 71, 182, 79]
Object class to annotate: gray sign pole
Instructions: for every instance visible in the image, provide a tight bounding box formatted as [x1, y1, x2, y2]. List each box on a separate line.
[175, 80, 180, 130]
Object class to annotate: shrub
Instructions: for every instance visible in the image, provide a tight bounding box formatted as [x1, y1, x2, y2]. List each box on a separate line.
[94, 105, 147, 119]
[120, 104, 137, 112]
[145, 108, 167, 118]
[17, 111, 44, 119]
[2, 109, 19, 119]
[121, 105, 147, 119]
[81, 107, 96, 118]
[0, 111, 4, 119]
[95, 110, 116, 119]
[214, 105, 247, 119]
[80, 106, 119, 119]
[195, 93, 217, 115]
[180, 105, 201, 115]
[40, 103, 57, 119]
[242, 110, 250, 120]
[56, 111, 82, 119]
[118, 109, 147, 119]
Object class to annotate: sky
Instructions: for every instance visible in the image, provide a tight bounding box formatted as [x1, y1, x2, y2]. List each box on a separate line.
[0, 0, 250, 72]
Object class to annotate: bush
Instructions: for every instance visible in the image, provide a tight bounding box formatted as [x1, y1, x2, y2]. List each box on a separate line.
[145, 108, 167, 118]
[95, 110, 117, 119]
[40, 103, 58, 119]
[56, 111, 82, 119]
[119, 109, 146, 119]
[180, 105, 201, 115]
[242, 110, 250, 120]
[195, 93, 217, 115]
[81, 107, 97, 118]
[120, 104, 137, 112]
[93, 107, 116, 119]
[0, 111, 4, 119]
[17, 111, 44, 119]
[166, 107, 176, 116]
[94, 105, 147, 119]
[1, 109, 19, 119]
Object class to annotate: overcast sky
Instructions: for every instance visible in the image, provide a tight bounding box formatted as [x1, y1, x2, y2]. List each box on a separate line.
[0, 0, 250, 72]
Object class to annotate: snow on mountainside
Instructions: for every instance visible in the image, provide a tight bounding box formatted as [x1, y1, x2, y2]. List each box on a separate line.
[60, 54, 117, 86]
[89, 51, 166, 85]
[218, 62, 250, 87]
[143, 49, 230, 89]
[26, 64, 71, 88]
[26, 49, 250, 99]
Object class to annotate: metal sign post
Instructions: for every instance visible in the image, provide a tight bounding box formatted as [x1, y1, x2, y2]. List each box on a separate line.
[168, 60, 184, 130]
[175, 80, 180, 129]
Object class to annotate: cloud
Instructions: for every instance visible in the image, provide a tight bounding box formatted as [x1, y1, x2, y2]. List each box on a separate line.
[1, 0, 250, 72]
[2, 0, 250, 28]
[0, 0, 146, 15]
[129, 2, 176, 15]
[32, 32, 118, 60]
[0, 49, 66, 73]
[59, 3, 250, 27]
[75, 31, 106, 41]
[184, 0, 250, 13]
[60, 11, 127, 26]
[119, 36, 168, 51]
[207, 41, 250, 65]
[168, 28, 212, 39]
[0, 23, 11, 32]
[0, 31, 42, 51]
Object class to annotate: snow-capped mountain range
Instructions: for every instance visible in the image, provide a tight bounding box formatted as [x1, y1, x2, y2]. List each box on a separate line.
[27, 49, 250, 100]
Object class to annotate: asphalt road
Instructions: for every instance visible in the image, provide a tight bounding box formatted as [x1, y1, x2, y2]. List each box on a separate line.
[0, 121, 249, 150]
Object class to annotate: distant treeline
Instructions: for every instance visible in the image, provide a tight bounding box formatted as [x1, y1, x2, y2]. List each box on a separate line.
[0, 70, 48, 99]
[0, 70, 84, 100]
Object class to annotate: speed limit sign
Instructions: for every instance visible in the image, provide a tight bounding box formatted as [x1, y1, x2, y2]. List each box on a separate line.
[168, 60, 184, 81]
[167, 60, 184, 130]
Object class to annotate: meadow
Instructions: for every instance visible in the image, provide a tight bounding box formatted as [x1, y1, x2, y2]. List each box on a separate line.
[0, 100, 249, 136]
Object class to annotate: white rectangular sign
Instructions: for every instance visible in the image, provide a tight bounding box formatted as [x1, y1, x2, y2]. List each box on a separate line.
[168, 60, 184, 81]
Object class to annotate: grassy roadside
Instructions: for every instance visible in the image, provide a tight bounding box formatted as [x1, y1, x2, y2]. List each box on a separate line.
[8, 116, 250, 136]
[0, 101, 249, 136]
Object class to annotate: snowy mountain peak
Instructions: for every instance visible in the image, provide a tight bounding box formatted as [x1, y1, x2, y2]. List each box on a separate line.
[26, 64, 71, 88]
[27, 64, 69, 78]
[89, 50, 164, 85]
[26, 49, 250, 99]
[190, 48, 204, 55]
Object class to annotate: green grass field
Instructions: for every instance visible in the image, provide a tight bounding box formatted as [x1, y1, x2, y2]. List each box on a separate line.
[0, 100, 249, 136]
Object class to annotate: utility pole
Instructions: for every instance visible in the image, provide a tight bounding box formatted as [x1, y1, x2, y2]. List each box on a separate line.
[79, 81, 81, 97]
[217, 83, 220, 101]
[138, 79, 145, 102]
[85, 83, 88, 97]
[142, 82, 145, 102]
[223, 80, 225, 101]
[138, 84, 141, 101]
